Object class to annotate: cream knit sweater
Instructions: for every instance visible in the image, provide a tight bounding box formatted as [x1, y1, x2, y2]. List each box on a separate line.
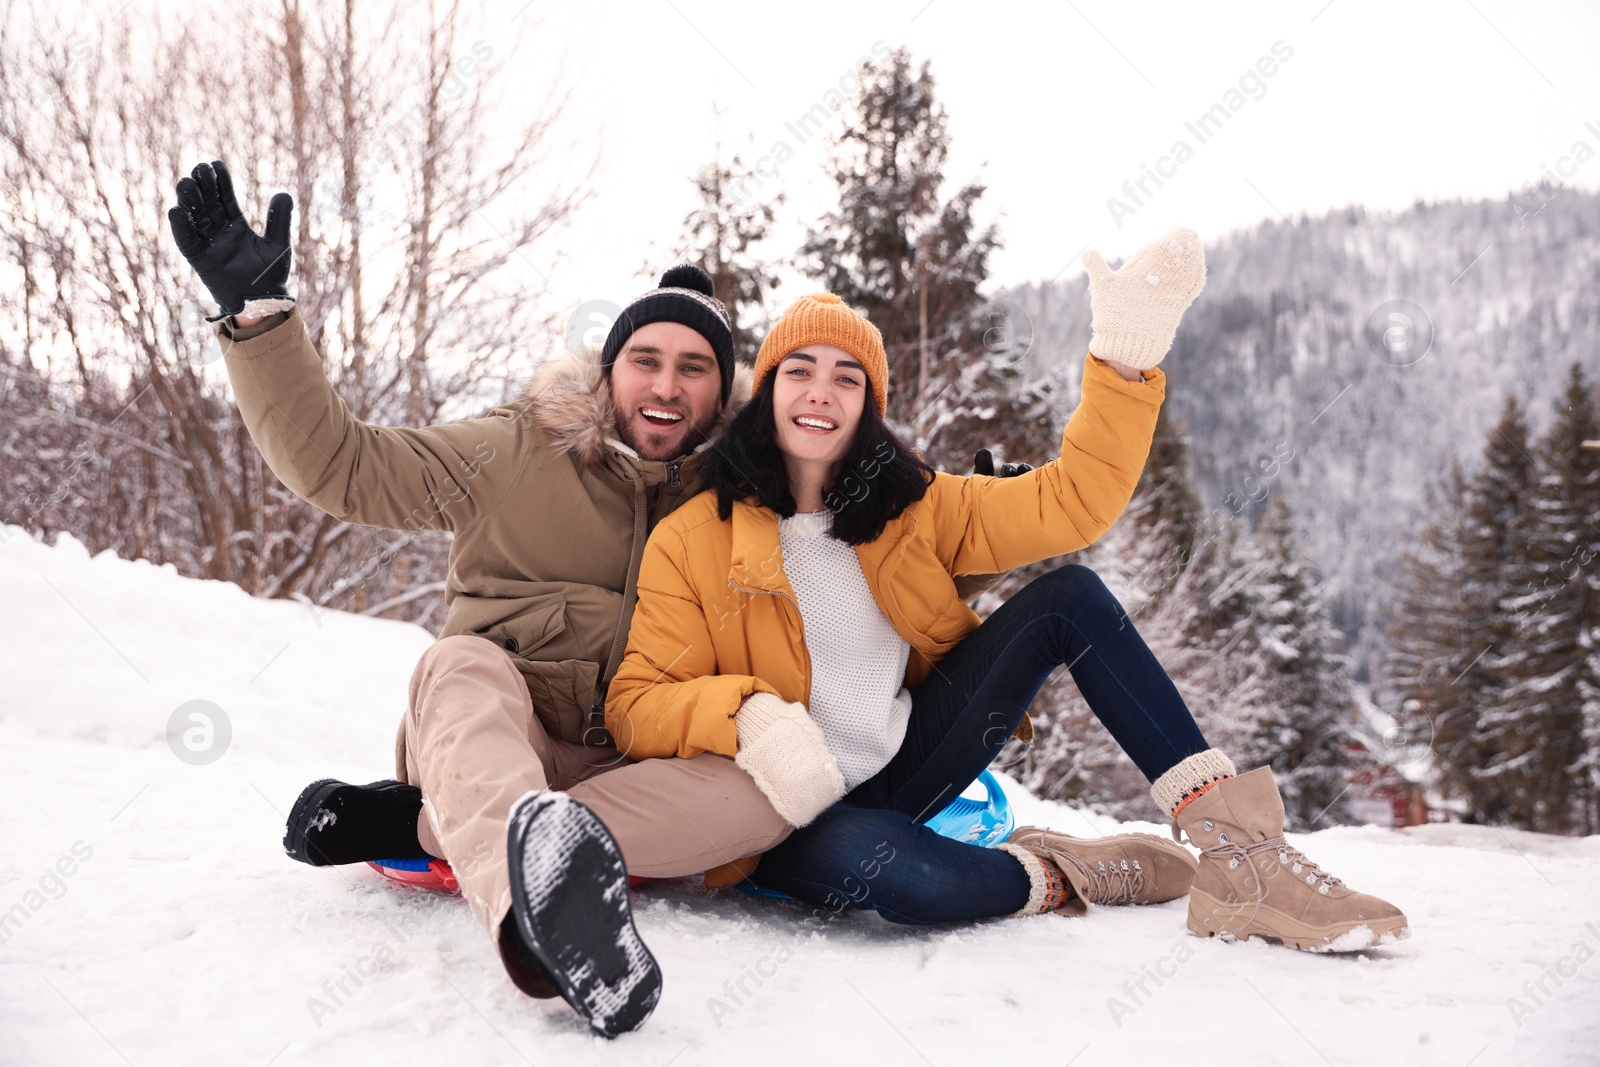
[777, 509, 914, 789]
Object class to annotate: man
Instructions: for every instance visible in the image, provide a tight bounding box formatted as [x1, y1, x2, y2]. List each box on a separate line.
[168, 160, 793, 1036]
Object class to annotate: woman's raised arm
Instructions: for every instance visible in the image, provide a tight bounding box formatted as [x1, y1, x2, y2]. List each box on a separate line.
[933, 227, 1206, 574]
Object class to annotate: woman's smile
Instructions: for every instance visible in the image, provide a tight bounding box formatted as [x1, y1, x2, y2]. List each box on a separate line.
[793, 414, 839, 433]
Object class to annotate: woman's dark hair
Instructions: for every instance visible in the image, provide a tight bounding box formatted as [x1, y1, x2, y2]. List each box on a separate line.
[703, 371, 935, 545]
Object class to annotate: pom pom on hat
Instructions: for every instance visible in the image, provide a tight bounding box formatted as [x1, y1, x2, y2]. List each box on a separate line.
[658, 263, 716, 296]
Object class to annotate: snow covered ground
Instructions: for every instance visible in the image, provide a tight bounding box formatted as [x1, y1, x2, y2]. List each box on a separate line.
[3, 526, 1598, 1067]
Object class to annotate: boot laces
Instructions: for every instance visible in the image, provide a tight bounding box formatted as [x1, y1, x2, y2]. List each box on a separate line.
[1205, 833, 1342, 895]
[1056, 851, 1146, 905]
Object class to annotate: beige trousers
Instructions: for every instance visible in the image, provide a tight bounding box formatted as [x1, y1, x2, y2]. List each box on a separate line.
[401, 635, 791, 939]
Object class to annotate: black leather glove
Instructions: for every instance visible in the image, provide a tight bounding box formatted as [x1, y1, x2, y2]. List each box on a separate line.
[168, 160, 295, 321]
[973, 448, 1034, 478]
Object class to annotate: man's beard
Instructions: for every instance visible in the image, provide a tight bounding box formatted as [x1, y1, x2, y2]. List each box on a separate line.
[615, 405, 712, 461]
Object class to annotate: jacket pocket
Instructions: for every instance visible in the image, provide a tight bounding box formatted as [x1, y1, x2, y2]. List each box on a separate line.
[479, 592, 569, 659]
[516, 658, 603, 746]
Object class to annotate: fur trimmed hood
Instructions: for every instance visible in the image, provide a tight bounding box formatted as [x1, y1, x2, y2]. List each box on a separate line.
[522, 350, 753, 466]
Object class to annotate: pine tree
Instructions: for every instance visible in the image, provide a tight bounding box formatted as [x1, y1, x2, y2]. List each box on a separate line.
[1383, 459, 1484, 817]
[1582, 640, 1600, 833]
[1500, 364, 1599, 832]
[1158, 491, 1364, 828]
[1463, 395, 1543, 826]
[1138, 407, 1207, 581]
[1245, 494, 1357, 827]
[1384, 381, 1599, 834]
[800, 47, 1056, 470]
[663, 145, 784, 363]
[1182, 515, 1257, 741]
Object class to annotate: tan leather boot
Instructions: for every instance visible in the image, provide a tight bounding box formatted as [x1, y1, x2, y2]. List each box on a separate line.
[1004, 826, 1197, 913]
[1175, 767, 1410, 952]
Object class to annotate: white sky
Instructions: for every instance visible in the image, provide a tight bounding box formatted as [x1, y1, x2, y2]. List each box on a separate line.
[479, 0, 1600, 316]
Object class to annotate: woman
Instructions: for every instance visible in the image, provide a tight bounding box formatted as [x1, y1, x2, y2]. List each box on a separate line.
[607, 229, 1409, 949]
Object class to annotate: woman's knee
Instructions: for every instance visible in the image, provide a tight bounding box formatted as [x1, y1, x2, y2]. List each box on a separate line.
[1030, 562, 1118, 609]
[1045, 561, 1109, 592]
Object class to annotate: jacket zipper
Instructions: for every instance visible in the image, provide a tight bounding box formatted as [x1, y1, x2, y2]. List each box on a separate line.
[649, 462, 683, 528]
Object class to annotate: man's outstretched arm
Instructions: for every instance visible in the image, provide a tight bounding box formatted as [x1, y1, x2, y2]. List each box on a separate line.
[169, 160, 518, 533]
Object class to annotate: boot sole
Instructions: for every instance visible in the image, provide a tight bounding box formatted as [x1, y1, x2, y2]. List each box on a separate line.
[284, 778, 344, 867]
[506, 792, 661, 1037]
[284, 778, 426, 867]
[1187, 887, 1410, 952]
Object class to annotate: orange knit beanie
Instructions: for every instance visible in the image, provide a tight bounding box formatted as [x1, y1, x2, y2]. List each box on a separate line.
[753, 293, 889, 417]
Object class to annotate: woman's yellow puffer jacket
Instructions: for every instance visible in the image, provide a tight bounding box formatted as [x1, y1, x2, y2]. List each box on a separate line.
[606, 352, 1165, 761]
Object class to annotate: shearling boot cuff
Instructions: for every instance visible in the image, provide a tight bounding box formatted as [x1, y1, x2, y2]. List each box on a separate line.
[1150, 748, 1238, 816]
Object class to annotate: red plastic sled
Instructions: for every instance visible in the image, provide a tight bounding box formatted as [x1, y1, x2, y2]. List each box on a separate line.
[368, 856, 648, 893]
[366, 857, 460, 892]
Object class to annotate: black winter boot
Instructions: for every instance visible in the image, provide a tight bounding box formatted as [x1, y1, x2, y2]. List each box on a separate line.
[498, 915, 561, 999]
[283, 779, 429, 867]
[505, 791, 661, 1037]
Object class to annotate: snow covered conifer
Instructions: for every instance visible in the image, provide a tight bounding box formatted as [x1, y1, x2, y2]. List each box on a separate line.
[1495, 366, 1598, 832]
[1383, 459, 1483, 816]
[1244, 493, 1357, 827]
[1461, 395, 1543, 827]
[663, 148, 784, 363]
[799, 46, 1056, 471]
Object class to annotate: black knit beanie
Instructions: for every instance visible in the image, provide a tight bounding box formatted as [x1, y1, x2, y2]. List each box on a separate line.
[600, 265, 736, 403]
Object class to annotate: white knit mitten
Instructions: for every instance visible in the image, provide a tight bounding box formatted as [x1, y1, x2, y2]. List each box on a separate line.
[733, 692, 847, 827]
[1082, 227, 1207, 371]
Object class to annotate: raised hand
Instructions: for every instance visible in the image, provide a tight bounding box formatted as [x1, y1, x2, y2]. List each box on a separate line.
[972, 448, 1034, 478]
[1082, 227, 1206, 371]
[168, 160, 296, 321]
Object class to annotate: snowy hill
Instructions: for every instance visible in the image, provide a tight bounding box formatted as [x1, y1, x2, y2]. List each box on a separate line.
[2, 527, 1598, 1066]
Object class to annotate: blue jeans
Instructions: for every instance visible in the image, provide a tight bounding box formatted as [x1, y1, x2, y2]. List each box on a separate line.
[746, 563, 1212, 925]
